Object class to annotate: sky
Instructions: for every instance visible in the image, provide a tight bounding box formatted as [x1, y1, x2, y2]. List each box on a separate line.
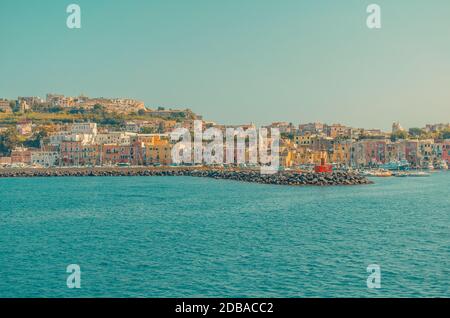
[1, 0, 449, 130]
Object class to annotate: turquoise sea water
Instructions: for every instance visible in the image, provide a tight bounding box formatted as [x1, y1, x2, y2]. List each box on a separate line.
[0, 172, 449, 297]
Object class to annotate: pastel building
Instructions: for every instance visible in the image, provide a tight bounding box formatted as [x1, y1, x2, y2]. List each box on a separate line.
[294, 147, 328, 165]
[443, 140, 450, 164]
[144, 143, 172, 165]
[385, 141, 406, 163]
[31, 151, 59, 167]
[405, 140, 421, 166]
[95, 132, 134, 145]
[71, 122, 98, 135]
[294, 133, 315, 147]
[60, 141, 101, 166]
[350, 140, 388, 166]
[326, 124, 351, 139]
[16, 121, 32, 135]
[0, 157, 12, 165]
[330, 140, 352, 165]
[0, 99, 12, 113]
[101, 141, 145, 166]
[11, 147, 32, 164]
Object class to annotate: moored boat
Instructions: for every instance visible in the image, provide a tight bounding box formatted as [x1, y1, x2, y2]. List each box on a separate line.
[422, 162, 434, 170]
[362, 169, 393, 177]
[394, 171, 430, 177]
[379, 160, 410, 171]
[435, 160, 448, 170]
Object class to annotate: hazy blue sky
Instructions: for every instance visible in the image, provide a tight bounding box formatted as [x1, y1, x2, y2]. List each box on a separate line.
[1, 0, 449, 129]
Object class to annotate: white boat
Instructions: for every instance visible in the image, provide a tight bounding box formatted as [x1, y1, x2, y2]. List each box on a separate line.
[362, 169, 392, 177]
[435, 160, 448, 170]
[395, 171, 430, 177]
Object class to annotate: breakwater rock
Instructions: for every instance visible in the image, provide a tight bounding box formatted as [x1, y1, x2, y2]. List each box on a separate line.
[0, 167, 373, 186]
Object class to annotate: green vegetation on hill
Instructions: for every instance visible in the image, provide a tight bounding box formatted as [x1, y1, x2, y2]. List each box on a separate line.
[0, 105, 189, 127]
[0, 128, 26, 155]
[0, 127, 50, 156]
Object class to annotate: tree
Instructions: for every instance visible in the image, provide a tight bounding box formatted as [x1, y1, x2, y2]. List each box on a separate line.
[0, 128, 22, 155]
[48, 106, 64, 113]
[69, 107, 86, 114]
[280, 132, 294, 140]
[23, 130, 48, 149]
[92, 104, 105, 114]
[408, 127, 424, 138]
[140, 126, 157, 134]
[100, 112, 124, 126]
[440, 129, 450, 140]
[390, 130, 408, 142]
[137, 109, 146, 116]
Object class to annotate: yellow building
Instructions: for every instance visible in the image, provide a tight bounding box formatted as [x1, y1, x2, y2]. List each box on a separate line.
[279, 148, 295, 167]
[294, 147, 328, 165]
[142, 135, 172, 165]
[330, 140, 351, 165]
[294, 133, 314, 146]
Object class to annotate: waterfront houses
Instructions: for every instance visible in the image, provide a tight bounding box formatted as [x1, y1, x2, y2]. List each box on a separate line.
[0, 96, 449, 171]
[11, 147, 32, 165]
[0, 157, 12, 165]
[5, 127, 447, 169]
[31, 150, 59, 167]
[443, 140, 450, 164]
[54, 123, 174, 167]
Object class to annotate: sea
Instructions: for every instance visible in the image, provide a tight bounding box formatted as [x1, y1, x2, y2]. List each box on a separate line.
[0, 172, 449, 297]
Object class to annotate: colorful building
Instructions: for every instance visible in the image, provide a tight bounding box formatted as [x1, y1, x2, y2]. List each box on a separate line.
[60, 141, 101, 166]
[31, 151, 59, 167]
[330, 140, 352, 165]
[443, 140, 450, 164]
[11, 147, 32, 164]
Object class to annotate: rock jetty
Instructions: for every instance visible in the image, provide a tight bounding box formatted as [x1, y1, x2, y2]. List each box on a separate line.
[0, 167, 373, 186]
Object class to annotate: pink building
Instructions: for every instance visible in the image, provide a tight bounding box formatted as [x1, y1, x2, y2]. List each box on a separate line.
[364, 140, 387, 165]
[11, 147, 32, 164]
[405, 140, 420, 166]
[16, 120, 32, 135]
[443, 140, 450, 164]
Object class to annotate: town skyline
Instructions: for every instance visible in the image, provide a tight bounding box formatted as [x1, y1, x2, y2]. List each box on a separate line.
[1, 90, 449, 171]
[2, 1, 450, 131]
[1, 91, 448, 132]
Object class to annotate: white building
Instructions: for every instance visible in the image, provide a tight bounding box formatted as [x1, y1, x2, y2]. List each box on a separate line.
[31, 151, 59, 167]
[49, 132, 95, 146]
[70, 122, 98, 135]
[95, 132, 135, 145]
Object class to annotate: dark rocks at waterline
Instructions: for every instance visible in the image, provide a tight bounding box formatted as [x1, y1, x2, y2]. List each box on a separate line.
[0, 168, 373, 186]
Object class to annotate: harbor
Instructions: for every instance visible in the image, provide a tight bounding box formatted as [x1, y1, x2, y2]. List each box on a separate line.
[0, 166, 373, 186]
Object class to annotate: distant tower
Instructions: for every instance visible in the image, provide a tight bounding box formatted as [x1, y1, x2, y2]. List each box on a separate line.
[392, 121, 404, 134]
